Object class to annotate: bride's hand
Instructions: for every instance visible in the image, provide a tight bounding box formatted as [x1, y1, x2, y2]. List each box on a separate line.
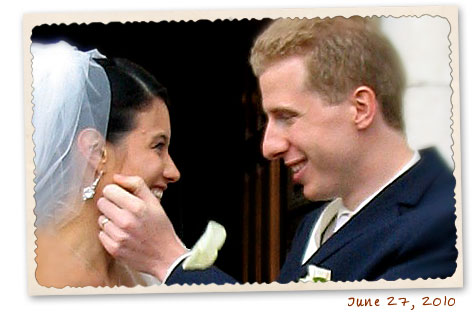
[97, 174, 187, 282]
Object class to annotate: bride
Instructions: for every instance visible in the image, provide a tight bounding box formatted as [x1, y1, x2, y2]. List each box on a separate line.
[32, 41, 181, 287]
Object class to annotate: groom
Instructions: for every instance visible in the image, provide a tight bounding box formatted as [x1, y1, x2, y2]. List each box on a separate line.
[97, 17, 457, 284]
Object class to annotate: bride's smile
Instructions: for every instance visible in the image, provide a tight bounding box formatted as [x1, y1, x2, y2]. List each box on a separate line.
[101, 97, 180, 203]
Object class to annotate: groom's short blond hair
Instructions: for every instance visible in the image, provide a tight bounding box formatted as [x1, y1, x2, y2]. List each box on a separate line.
[250, 17, 406, 131]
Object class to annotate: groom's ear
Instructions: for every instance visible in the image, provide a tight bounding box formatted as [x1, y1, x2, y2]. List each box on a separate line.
[77, 128, 106, 170]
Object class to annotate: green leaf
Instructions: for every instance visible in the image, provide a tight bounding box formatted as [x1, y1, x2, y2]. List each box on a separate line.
[313, 277, 328, 283]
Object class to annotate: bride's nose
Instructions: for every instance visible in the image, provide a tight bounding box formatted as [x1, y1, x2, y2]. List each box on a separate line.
[164, 154, 180, 183]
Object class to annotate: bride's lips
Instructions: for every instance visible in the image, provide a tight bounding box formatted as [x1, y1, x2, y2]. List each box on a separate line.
[151, 187, 166, 200]
[286, 159, 308, 183]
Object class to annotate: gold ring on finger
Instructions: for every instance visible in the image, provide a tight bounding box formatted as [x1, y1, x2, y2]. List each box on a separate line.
[101, 217, 110, 229]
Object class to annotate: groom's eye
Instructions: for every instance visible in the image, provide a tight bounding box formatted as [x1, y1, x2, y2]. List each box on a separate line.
[275, 111, 297, 125]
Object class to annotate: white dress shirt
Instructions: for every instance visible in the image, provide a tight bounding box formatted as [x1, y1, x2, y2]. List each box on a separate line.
[301, 151, 421, 265]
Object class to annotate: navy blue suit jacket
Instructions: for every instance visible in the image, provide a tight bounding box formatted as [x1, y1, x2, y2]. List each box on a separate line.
[166, 148, 457, 285]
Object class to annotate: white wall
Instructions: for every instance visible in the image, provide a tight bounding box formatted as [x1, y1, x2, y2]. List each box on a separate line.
[380, 17, 454, 168]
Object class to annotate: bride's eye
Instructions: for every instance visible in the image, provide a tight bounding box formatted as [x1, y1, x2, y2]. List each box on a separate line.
[153, 142, 165, 153]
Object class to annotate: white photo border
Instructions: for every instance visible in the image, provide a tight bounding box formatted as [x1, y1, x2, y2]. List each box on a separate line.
[23, 5, 462, 296]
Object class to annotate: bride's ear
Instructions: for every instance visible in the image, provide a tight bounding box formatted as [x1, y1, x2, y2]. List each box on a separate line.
[77, 128, 106, 170]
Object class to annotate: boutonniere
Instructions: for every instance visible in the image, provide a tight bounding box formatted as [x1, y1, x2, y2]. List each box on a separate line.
[299, 265, 332, 283]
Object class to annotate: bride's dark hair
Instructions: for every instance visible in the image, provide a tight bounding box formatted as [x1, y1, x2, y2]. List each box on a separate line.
[96, 58, 170, 144]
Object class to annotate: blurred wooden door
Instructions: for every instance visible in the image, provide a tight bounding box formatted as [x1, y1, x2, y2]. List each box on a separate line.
[240, 82, 284, 283]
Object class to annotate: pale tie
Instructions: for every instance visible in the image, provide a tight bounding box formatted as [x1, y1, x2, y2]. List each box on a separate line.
[323, 210, 353, 244]
[315, 198, 342, 248]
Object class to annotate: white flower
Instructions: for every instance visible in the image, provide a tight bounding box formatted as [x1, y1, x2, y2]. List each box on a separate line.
[299, 265, 331, 283]
[182, 221, 226, 270]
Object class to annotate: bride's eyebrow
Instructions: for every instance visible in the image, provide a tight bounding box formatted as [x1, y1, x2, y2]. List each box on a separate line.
[151, 133, 169, 144]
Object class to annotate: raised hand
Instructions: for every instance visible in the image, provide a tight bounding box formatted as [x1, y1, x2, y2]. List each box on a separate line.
[97, 174, 187, 281]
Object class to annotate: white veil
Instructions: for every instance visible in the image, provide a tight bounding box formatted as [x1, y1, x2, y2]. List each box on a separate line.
[32, 41, 111, 229]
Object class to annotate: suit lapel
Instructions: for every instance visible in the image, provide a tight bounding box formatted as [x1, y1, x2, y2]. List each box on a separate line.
[304, 148, 444, 268]
[307, 193, 399, 266]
